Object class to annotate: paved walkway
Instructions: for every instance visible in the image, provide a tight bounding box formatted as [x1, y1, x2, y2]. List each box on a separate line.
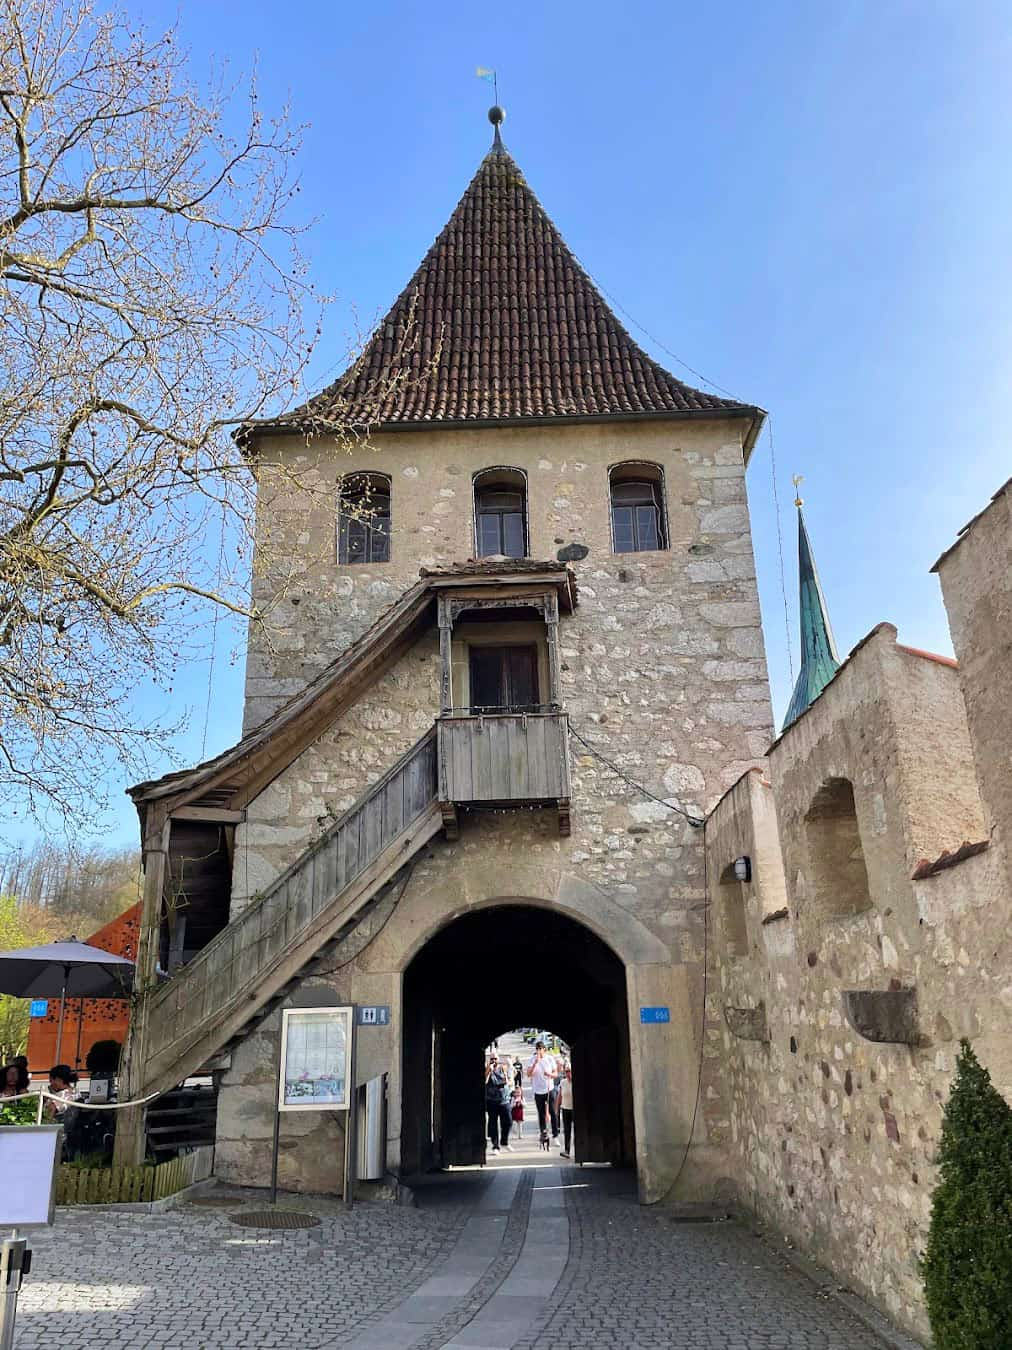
[13, 1162, 908, 1349]
[12, 1036, 910, 1349]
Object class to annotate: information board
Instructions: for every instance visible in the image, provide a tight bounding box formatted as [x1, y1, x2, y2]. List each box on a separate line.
[278, 1006, 353, 1112]
[0, 1126, 62, 1227]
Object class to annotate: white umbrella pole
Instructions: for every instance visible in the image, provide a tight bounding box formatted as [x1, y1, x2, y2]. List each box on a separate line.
[54, 970, 68, 1065]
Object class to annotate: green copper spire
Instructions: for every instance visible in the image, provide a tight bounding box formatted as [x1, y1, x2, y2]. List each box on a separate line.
[782, 489, 841, 731]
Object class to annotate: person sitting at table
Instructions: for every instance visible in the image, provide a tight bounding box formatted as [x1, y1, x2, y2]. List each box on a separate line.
[44, 1064, 78, 1118]
[1, 1062, 28, 1097]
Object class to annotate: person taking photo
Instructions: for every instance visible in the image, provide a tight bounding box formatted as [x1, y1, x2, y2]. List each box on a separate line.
[525, 1040, 558, 1141]
[484, 1053, 513, 1153]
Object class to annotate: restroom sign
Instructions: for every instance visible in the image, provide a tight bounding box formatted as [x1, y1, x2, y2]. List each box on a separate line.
[356, 1005, 390, 1026]
[639, 1006, 670, 1024]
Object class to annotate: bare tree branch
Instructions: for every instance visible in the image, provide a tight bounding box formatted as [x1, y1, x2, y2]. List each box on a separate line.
[0, 0, 400, 826]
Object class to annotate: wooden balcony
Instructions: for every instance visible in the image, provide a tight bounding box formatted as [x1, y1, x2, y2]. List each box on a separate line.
[437, 710, 571, 835]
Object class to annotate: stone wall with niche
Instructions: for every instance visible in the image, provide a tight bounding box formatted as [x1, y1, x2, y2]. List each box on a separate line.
[705, 621, 1011, 1343]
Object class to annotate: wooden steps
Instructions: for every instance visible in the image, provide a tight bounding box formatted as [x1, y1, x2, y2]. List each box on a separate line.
[138, 731, 440, 1100]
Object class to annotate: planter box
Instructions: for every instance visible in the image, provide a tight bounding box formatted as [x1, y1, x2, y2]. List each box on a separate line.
[57, 1145, 213, 1205]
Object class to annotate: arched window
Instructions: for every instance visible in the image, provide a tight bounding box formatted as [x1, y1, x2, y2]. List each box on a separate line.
[473, 468, 527, 559]
[338, 473, 391, 565]
[804, 778, 873, 920]
[609, 462, 668, 554]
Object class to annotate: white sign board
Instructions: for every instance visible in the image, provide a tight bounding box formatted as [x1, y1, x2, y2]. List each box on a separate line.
[278, 1006, 353, 1112]
[0, 1126, 62, 1227]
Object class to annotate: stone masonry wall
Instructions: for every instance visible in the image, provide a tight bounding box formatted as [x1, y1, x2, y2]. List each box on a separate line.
[935, 479, 1012, 902]
[706, 624, 1012, 1342]
[221, 416, 773, 1198]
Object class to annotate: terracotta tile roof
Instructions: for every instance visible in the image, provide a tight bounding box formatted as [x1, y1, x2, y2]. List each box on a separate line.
[912, 839, 989, 880]
[419, 557, 569, 579]
[262, 133, 762, 444]
[897, 643, 958, 669]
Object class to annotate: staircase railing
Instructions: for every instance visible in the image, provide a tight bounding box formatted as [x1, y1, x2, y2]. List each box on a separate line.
[142, 729, 438, 1079]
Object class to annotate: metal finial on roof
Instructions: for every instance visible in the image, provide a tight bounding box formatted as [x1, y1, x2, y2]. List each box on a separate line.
[488, 104, 506, 150]
[792, 473, 804, 508]
[781, 494, 841, 732]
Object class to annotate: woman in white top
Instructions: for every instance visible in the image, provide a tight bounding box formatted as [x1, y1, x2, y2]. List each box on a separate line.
[44, 1065, 78, 1118]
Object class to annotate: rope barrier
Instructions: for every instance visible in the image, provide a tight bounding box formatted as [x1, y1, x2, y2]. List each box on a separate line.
[1, 1085, 175, 1115]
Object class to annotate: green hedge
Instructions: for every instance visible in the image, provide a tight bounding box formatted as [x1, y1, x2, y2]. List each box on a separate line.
[0, 1096, 37, 1125]
[922, 1040, 1012, 1349]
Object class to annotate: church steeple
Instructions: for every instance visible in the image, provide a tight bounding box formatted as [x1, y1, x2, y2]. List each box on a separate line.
[782, 485, 841, 731]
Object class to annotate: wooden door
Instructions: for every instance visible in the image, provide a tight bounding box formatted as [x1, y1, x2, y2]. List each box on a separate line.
[439, 1029, 487, 1166]
[572, 1023, 624, 1165]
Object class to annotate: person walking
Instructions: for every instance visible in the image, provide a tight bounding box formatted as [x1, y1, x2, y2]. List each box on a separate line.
[559, 1060, 574, 1159]
[484, 1053, 512, 1154]
[510, 1084, 526, 1138]
[548, 1070, 563, 1141]
[526, 1041, 557, 1141]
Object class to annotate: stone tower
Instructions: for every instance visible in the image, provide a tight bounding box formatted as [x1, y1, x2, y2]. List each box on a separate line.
[121, 113, 774, 1201]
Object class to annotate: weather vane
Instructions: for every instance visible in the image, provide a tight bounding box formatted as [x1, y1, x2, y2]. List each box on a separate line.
[792, 474, 804, 508]
[476, 66, 499, 105]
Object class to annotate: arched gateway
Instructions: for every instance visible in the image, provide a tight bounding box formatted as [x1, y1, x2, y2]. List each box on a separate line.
[401, 903, 634, 1174]
[115, 112, 771, 1210]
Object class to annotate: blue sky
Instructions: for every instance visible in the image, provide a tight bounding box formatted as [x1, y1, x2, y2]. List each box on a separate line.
[37, 0, 1012, 849]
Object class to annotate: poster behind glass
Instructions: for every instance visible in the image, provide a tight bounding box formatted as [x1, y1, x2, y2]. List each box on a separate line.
[279, 1006, 352, 1111]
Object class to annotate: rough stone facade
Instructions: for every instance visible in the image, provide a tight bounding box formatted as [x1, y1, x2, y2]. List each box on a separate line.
[706, 518, 1012, 1341]
[217, 417, 773, 1203]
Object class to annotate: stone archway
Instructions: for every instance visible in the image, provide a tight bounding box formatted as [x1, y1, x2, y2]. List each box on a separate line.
[399, 902, 635, 1175]
[352, 871, 709, 1203]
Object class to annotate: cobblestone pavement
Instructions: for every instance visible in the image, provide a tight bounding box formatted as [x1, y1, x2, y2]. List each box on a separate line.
[517, 1170, 898, 1350]
[13, 1167, 912, 1349]
[13, 1191, 467, 1350]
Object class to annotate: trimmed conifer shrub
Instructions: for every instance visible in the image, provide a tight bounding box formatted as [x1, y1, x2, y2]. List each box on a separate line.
[922, 1040, 1012, 1349]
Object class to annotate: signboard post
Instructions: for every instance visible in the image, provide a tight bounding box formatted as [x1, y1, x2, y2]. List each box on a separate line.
[269, 1007, 356, 1210]
[0, 1125, 62, 1350]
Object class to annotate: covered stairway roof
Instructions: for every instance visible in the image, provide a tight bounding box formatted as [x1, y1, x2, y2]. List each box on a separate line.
[129, 560, 576, 821]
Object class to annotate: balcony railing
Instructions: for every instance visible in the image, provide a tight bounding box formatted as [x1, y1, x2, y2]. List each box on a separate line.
[437, 709, 570, 806]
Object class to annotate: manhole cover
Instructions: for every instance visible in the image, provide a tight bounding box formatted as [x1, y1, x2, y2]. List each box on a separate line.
[228, 1210, 321, 1230]
[189, 1196, 238, 1208]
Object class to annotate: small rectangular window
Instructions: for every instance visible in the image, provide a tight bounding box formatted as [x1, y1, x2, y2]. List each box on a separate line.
[609, 470, 667, 553]
[338, 475, 391, 564]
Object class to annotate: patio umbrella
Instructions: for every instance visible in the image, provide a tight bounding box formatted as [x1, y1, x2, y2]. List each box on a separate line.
[0, 937, 134, 1065]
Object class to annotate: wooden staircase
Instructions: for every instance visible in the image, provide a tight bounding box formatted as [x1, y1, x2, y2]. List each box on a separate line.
[137, 730, 440, 1098]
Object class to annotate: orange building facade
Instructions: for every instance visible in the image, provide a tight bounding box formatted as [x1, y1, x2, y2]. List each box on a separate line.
[26, 904, 138, 1076]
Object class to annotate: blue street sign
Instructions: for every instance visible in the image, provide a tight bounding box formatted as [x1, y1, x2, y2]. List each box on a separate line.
[639, 1006, 670, 1024]
[356, 1005, 390, 1027]
[29, 999, 48, 1018]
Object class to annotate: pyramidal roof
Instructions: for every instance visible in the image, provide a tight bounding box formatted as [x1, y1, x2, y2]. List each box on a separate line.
[261, 117, 763, 448]
[782, 506, 841, 731]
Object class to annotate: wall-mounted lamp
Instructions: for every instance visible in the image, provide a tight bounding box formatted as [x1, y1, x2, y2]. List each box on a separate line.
[733, 856, 752, 883]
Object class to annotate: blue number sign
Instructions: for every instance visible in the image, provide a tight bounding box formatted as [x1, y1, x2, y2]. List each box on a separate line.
[639, 1006, 670, 1024]
[29, 999, 48, 1018]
